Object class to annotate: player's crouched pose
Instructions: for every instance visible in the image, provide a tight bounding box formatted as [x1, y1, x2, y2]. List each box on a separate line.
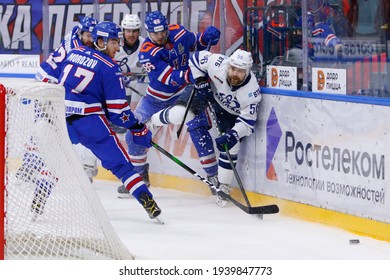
[151, 50, 262, 206]
[59, 21, 161, 220]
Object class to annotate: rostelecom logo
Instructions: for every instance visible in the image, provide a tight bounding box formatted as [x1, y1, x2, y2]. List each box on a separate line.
[266, 108, 282, 181]
[271, 67, 278, 87]
[317, 70, 325, 91]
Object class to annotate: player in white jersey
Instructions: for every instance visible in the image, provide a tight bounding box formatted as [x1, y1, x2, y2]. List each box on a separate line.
[115, 14, 148, 106]
[114, 14, 151, 194]
[151, 49, 262, 205]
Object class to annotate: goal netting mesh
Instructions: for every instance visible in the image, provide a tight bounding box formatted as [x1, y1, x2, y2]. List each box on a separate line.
[1, 80, 134, 260]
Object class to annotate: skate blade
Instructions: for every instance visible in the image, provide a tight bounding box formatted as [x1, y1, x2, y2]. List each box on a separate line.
[117, 194, 132, 199]
[31, 212, 40, 222]
[215, 195, 229, 207]
[155, 217, 165, 225]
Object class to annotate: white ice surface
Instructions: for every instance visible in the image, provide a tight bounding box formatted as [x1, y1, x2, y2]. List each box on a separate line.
[94, 179, 390, 260]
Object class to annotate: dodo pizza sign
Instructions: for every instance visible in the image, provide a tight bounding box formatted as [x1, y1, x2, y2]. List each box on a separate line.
[312, 67, 347, 94]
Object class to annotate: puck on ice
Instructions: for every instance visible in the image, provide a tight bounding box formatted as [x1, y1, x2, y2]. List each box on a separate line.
[349, 239, 360, 245]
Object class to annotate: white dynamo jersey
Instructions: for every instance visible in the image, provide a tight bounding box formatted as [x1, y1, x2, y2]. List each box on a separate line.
[189, 50, 262, 138]
[115, 36, 148, 98]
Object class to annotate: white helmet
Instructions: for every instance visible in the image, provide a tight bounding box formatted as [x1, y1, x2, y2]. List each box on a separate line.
[229, 49, 253, 76]
[121, 14, 141, 30]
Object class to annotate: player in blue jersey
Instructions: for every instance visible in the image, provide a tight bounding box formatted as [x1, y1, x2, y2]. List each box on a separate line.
[35, 16, 100, 183]
[117, 11, 221, 197]
[59, 21, 162, 220]
[295, 8, 343, 61]
[36, 16, 98, 83]
[19, 17, 98, 216]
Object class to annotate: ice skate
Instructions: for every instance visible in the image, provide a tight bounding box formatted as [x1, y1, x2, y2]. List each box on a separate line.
[138, 192, 162, 219]
[117, 165, 150, 198]
[140, 164, 151, 188]
[215, 184, 231, 207]
[31, 191, 47, 216]
[84, 164, 98, 183]
[117, 184, 132, 198]
[207, 175, 219, 195]
[31, 180, 52, 216]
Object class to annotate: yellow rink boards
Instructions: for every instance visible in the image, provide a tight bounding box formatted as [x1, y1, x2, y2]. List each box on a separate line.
[96, 168, 390, 243]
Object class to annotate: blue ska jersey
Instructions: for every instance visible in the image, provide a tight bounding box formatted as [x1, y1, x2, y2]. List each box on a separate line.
[138, 24, 209, 101]
[59, 46, 138, 129]
[311, 22, 341, 48]
[189, 51, 262, 139]
[36, 26, 83, 83]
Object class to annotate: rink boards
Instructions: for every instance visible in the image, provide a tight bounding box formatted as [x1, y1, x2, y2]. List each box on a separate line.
[97, 90, 390, 242]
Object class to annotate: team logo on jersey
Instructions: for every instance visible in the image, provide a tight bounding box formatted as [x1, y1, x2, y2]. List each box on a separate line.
[178, 43, 184, 54]
[120, 112, 130, 123]
[117, 57, 130, 73]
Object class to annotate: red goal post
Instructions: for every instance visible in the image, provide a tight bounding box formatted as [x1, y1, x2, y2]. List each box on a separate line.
[0, 83, 5, 260]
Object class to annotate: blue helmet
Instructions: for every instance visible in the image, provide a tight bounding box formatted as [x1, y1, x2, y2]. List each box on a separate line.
[92, 21, 123, 44]
[78, 16, 98, 33]
[144, 11, 168, 33]
[308, 0, 327, 15]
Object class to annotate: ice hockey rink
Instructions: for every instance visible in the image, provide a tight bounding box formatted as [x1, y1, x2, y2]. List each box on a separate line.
[94, 179, 390, 260]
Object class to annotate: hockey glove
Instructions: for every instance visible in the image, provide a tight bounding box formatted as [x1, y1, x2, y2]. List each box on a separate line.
[130, 123, 152, 148]
[122, 75, 135, 88]
[184, 68, 196, 84]
[215, 129, 239, 152]
[202, 26, 221, 46]
[194, 77, 212, 99]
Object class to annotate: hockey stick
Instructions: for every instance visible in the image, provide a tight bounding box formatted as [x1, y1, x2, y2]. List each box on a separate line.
[176, 41, 212, 139]
[126, 84, 144, 98]
[123, 72, 148, 77]
[151, 141, 279, 215]
[207, 103, 251, 208]
[176, 87, 196, 138]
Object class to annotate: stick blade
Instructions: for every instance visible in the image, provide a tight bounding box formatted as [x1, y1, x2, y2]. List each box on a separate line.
[218, 192, 279, 215]
[248, 204, 279, 215]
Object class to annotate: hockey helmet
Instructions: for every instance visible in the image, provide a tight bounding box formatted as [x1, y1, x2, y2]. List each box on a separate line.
[78, 16, 98, 33]
[121, 14, 142, 30]
[92, 21, 123, 43]
[229, 49, 253, 77]
[92, 21, 123, 51]
[144, 11, 168, 33]
[308, 0, 327, 15]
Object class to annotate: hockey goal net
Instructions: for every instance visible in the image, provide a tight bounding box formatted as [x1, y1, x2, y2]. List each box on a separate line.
[0, 80, 134, 260]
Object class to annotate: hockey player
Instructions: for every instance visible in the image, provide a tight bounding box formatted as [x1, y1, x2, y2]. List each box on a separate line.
[115, 13, 148, 105]
[18, 16, 98, 216]
[59, 21, 161, 220]
[296, 11, 342, 58]
[114, 14, 149, 194]
[117, 11, 221, 197]
[151, 49, 262, 206]
[35, 16, 100, 182]
[36, 16, 98, 83]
